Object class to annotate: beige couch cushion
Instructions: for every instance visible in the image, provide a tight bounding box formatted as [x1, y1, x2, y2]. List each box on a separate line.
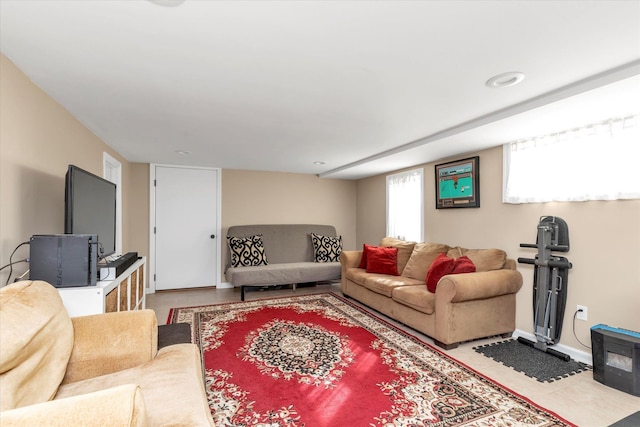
[392, 285, 436, 315]
[380, 237, 416, 273]
[446, 247, 507, 272]
[361, 275, 424, 297]
[401, 243, 450, 280]
[0, 281, 74, 411]
[345, 267, 369, 284]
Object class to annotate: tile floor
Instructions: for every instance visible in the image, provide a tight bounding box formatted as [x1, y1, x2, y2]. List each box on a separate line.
[146, 283, 639, 427]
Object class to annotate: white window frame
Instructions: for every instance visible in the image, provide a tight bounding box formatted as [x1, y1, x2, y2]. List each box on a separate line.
[386, 168, 424, 242]
[503, 115, 640, 204]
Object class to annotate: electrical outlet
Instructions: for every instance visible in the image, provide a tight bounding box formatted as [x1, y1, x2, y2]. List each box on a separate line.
[576, 305, 588, 321]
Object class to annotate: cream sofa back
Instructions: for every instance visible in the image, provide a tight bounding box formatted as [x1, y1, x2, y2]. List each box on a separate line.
[379, 237, 513, 282]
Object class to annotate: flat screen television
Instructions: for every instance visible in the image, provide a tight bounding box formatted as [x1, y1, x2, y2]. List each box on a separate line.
[64, 165, 117, 258]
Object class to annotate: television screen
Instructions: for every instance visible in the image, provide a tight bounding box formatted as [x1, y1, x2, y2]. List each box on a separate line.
[64, 165, 117, 258]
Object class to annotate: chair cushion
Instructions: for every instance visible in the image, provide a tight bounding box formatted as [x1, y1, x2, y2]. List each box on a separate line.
[362, 275, 424, 297]
[401, 242, 450, 280]
[0, 384, 147, 427]
[392, 285, 436, 315]
[0, 281, 74, 410]
[55, 344, 213, 426]
[446, 247, 506, 272]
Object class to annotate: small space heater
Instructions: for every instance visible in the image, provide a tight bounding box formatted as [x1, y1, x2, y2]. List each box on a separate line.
[591, 324, 640, 396]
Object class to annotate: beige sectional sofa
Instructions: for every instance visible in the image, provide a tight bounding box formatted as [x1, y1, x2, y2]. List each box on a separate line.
[340, 237, 523, 349]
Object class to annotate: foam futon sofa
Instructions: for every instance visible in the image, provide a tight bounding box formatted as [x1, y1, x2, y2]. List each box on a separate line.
[225, 224, 342, 300]
[340, 237, 523, 349]
[0, 280, 214, 426]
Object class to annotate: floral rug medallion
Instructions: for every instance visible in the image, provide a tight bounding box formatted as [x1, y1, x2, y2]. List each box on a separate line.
[238, 319, 354, 387]
[168, 293, 575, 427]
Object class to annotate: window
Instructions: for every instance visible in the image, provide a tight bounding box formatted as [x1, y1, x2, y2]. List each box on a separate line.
[503, 115, 640, 203]
[386, 168, 423, 241]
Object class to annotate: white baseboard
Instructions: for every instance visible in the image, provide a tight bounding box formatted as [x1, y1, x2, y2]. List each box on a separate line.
[217, 282, 233, 289]
[146, 282, 234, 291]
[513, 329, 592, 365]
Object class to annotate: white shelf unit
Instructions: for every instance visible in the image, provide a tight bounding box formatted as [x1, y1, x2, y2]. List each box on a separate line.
[57, 257, 146, 317]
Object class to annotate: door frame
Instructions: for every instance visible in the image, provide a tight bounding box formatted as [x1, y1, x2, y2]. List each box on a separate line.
[103, 152, 123, 255]
[148, 164, 222, 294]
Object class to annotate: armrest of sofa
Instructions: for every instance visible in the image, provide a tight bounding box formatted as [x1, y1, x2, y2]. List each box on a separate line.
[339, 250, 363, 284]
[339, 250, 362, 269]
[0, 384, 147, 426]
[62, 310, 158, 385]
[436, 269, 523, 304]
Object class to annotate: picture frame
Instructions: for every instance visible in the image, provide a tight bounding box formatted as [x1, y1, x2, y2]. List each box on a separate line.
[435, 156, 480, 209]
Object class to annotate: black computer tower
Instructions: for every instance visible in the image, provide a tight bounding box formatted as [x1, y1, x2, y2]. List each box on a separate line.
[29, 234, 98, 287]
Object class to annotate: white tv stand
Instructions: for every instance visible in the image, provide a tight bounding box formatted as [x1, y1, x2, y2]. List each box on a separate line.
[57, 256, 146, 317]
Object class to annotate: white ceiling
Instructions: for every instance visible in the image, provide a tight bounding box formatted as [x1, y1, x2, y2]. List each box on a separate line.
[1, 0, 639, 180]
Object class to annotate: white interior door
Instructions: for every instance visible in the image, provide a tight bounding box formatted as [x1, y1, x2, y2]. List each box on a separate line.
[153, 165, 219, 290]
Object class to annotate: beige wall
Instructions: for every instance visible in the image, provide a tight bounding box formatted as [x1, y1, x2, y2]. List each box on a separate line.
[127, 163, 150, 258]
[356, 145, 640, 350]
[221, 169, 357, 281]
[356, 174, 387, 247]
[5, 50, 638, 351]
[0, 54, 357, 289]
[0, 55, 146, 285]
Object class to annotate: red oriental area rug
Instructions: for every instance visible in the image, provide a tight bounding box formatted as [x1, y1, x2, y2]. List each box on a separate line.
[167, 293, 575, 427]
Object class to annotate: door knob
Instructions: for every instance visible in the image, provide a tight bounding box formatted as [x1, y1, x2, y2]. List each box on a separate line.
[210, 234, 216, 239]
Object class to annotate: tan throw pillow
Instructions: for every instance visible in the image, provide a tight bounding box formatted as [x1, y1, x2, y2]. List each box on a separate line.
[446, 246, 466, 259]
[380, 237, 416, 273]
[463, 248, 507, 271]
[401, 242, 450, 280]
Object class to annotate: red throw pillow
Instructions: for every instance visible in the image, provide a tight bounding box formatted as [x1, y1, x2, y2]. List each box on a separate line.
[366, 246, 399, 276]
[426, 254, 477, 292]
[453, 256, 476, 274]
[358, 243, 374, 269]
[426, 253, 455, 292]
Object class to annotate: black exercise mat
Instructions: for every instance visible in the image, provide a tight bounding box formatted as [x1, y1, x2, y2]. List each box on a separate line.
[473, 339, 591, 382]
[609, 411, 640, 427]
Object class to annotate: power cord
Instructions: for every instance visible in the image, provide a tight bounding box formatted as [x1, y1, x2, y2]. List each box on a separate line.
[16, 269, 30, 281]
[572, 308, 592, 349]
[0, 259, 28, 272]
[1, 241, 30, 286]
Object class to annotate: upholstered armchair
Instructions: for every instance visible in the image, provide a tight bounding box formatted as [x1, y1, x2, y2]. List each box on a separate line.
[0, 280, 213, 426]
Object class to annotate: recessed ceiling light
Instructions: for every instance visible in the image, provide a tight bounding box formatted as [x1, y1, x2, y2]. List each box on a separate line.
[313, 161, 325, 165]
[147, 0, 186, 7]
[485, 72, 525, 88]
[175, 150, 191, 155]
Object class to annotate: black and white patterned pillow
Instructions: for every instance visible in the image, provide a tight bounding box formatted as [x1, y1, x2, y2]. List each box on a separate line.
[227, 234, 269, 268]
[311, 233, 342, 263]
